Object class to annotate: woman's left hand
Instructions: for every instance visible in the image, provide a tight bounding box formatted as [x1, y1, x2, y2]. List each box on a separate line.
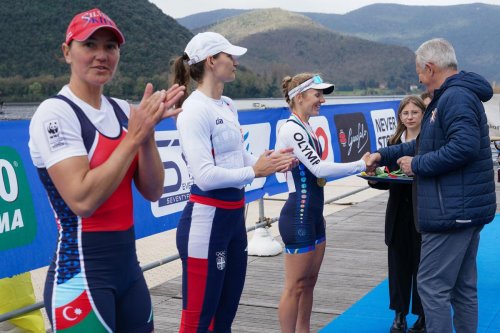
[128, 83, 185, 145]
[160, 84, 185, 120]
[397, 156, 414, 176]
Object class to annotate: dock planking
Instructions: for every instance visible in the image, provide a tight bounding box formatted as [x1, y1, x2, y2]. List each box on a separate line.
[150, 178, 500, 332]
[150, 191, 390, 332]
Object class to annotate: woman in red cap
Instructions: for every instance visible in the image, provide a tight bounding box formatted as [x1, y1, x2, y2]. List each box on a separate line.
[28, 8, 184, 333]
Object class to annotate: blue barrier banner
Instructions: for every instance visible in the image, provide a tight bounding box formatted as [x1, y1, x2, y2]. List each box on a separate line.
[0, 100, 399, 278]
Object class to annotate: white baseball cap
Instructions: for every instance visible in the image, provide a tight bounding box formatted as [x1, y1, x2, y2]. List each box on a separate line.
[185, 32, 247, 65]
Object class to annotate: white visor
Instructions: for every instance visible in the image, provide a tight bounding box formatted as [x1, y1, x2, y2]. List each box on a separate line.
[288, 75, 335, 100]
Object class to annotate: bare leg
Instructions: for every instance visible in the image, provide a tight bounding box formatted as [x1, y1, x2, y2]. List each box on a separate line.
[296, 242, 326, 333]
[278, 243, 326, 333]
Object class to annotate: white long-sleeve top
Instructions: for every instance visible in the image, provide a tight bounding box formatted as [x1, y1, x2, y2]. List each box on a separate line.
[29, 85, 129, 169]
[176, 90, 257, 191]
[276, 117, 366, 192]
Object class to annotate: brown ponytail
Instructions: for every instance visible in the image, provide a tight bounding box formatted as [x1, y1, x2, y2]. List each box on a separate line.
[171, 52, 207, 108]
[171, 53, 189, 109]
[282, 76, 293, 106]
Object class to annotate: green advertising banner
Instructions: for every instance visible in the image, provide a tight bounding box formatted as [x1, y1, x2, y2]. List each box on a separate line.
[0, 146, 37, 250]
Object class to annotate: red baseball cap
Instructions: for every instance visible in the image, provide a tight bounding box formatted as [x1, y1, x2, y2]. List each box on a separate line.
[65, 8, 125, 46]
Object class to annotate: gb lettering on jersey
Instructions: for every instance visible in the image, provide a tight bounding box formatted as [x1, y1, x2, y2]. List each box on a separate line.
[44, 119, 67, 151]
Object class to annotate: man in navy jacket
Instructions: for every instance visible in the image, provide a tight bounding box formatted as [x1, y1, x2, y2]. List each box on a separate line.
[369, 38, 495, 333]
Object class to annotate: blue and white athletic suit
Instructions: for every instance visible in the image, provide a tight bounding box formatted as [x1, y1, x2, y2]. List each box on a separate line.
[175, 90, 258, 333]
[28, 86, 153, 332]
[276, 115, 366, 254]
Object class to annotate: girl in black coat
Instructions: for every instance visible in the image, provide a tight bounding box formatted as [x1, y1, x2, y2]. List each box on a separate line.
[369, 95, 426, 333]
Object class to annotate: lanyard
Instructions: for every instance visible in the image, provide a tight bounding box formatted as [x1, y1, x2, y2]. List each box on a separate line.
[290, 113, 322, 155]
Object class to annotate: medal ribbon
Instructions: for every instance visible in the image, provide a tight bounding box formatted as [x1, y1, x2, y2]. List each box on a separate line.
[290, 113, 322, 156]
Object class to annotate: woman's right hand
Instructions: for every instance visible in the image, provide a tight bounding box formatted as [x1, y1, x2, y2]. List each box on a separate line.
[252, 147, 296, 178]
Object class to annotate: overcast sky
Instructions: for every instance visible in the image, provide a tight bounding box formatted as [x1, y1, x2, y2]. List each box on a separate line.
[151, 0, 500, 18]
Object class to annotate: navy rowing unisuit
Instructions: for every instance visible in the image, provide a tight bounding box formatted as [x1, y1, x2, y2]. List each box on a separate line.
[29, 87, 153, 332]
[276, 115, 366, 254]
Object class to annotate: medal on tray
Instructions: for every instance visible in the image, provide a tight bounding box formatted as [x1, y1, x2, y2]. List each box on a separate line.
[316, 178, 327, 187]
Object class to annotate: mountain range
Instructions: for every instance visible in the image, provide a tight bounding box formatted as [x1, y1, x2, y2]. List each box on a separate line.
[2, 1, 497, 102]
[178, 3, 500, 84]
[0, 0, 192, 101]
[190, 8, 417, 92]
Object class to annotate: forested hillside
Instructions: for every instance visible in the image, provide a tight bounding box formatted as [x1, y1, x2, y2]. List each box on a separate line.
[0, 0, 192, 101]
[303, 3, 500, 82]
[10, 2, 484, 101]
[178, 4, 500, 83]
[197, 9, 417, 93]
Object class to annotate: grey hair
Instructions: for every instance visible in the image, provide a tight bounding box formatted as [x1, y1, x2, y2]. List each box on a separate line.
[415, 38, 458, 70]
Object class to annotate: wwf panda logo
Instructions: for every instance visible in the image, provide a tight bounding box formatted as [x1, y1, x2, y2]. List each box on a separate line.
[47, 121, 59, 135]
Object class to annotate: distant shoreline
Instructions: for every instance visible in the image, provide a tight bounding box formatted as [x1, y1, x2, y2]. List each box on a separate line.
[1, 95, 498, 124]
[0, 95, 404, 120]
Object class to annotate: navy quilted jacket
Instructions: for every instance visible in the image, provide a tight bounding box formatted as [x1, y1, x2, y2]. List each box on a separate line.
[379, 71, 495, 233]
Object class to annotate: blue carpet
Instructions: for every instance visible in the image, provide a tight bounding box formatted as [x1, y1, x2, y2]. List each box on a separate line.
[321, 214, 500, 333]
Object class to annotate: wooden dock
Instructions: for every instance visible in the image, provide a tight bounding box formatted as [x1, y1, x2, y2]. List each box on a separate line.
[149, 191, 390, 332]
[4, 176, 496, 333]
[149, 178, 500, 332]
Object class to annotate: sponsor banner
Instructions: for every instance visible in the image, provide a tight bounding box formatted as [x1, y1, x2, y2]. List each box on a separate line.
[151, 130, 193, 218]
[310, 116, 334, 162]
[370, 109, 398, 149]
[241, 123, 272, 191]
[0, 121, 58, 278]
[0, 147, 37, 250]
[334, 112, 371, 162]
[0, 100, 399, 277]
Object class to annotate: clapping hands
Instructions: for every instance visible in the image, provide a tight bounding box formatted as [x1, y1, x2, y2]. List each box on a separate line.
[253, 147, 297, 178]
[127, 83, 185, 146]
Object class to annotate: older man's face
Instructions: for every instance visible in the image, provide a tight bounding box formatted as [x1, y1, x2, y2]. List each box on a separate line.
[416, 61, 433, 93]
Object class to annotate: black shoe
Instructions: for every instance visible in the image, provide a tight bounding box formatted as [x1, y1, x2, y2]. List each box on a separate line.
[390, 312, 407, 332]
[408, 315, 426, 333]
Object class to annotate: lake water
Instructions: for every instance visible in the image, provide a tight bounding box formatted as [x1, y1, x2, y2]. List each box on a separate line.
[0, 96, 404, 120]
[2, 95, 498, 120]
